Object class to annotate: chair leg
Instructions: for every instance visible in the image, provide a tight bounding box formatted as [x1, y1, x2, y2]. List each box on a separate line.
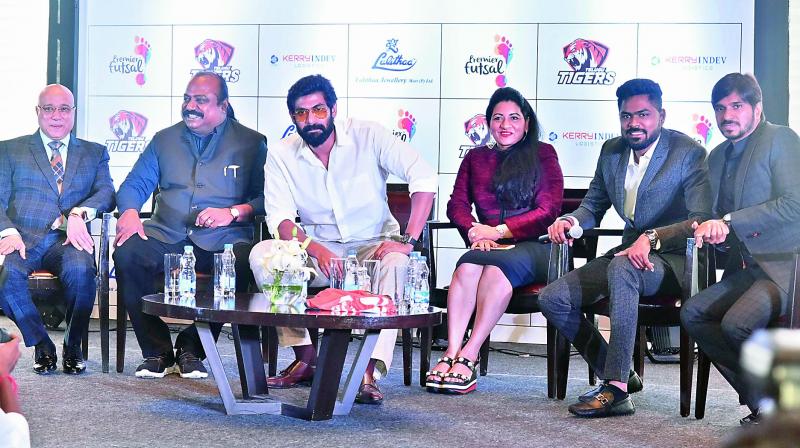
[586, 313, 596, 386]
[695, 350, 711, 420]
[402, 328, 412, 386]
[546, 323, 556, 399]
[99, 284, 109, 373]
[116, 300, 126, 373]
[419, 326, 432, 387]
[633, 325, 646, 378]
[555, 330, 571, 400]
[679, 327, 693, 417]
[479, 337, 489, 376]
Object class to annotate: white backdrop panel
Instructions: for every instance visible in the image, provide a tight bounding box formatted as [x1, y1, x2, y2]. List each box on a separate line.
[537, 24, 637, 101]
[171, 25, 260, 97]
[87, 26, 172, 96]
[258, 25, 349, 98]
[348, 24, 441, 98]
[441, 24, 538, 99]
[638, 23, 744, 102]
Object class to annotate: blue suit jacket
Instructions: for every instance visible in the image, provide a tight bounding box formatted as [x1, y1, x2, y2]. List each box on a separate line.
[568, 128, 712, 278]
[0, 132, 115, 248]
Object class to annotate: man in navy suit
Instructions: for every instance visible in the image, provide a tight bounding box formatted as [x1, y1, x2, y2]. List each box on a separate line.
[0, 84, 115, 375]
[539, 78, 711, 417]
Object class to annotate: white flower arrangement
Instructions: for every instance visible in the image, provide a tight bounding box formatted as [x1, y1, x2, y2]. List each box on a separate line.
[259, 231, 316, 304]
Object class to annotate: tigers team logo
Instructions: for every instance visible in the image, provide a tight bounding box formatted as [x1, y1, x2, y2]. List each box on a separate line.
[105, 110, 148, 152]
[458, 114, 495, 157]
[190, 39, 241, 83]
[557, 38, 616, 85]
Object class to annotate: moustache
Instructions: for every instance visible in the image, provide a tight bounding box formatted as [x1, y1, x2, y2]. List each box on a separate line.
[626, 128, 646, 136]
[302, 124, 326, 133]
[721, 120, 738, 126]
[182, 109, 204, 119]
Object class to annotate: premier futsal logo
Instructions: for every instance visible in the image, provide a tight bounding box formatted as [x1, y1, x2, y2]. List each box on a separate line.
[557, 38, 616, 85]
[372, 38, 417, 72]
[393, 109, 417, 142]
[105, 110, 148, 152]
[108, 36, 152, 86]
[464, 35, 513, 87]
[190, 39, 240, 83]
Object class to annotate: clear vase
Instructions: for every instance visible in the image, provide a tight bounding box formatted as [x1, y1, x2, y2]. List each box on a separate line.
[263, 269, 308, 306]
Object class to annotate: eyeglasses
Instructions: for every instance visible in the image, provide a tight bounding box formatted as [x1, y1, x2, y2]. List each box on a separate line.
[292, 104, 329, 123]
[38, 105, 76, 116]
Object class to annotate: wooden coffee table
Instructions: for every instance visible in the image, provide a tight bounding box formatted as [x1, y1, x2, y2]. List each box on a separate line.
[141, 293, 441, 420]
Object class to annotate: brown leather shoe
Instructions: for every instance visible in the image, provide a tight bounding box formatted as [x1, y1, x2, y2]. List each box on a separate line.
[266, 360, 315, 389]
[355, 382, 383, 405]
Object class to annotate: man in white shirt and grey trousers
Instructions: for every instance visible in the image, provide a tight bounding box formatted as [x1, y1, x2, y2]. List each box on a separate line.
[249, 74, 436, 404]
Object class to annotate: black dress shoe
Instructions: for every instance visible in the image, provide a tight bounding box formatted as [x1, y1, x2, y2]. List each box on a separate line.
[579, 371, 643, 403]
[33, 340, 58, 375]
[62, 345, 86, 375]
[740, 410, 761, 426]
[569, 384, 635, 418]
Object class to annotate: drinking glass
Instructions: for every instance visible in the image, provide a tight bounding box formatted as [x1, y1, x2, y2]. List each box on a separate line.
[163, 253, 181, 300]
[328, 257, 346, 289]
[362, 259, 381, 294]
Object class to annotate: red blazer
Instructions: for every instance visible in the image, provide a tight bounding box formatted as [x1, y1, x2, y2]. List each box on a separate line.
[446, 143, 564, 244]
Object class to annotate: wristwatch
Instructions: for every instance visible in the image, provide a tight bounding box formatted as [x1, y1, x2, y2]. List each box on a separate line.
[722, 213, 732, 227]
[644, 229, 659, 250]
[399, 233, 419, 247]
[229, 207, 240, 221]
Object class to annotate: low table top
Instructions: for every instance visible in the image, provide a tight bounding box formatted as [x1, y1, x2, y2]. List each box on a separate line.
[142, 293, 442, 330]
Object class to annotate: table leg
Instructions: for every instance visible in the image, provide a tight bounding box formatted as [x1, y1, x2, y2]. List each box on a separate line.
[334, 330, 380, 415]
[196, 322, 281, 415]
[232, 324, 267, 398]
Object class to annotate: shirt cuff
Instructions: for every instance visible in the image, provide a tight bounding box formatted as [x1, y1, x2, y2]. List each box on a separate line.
[0, 228, 20, 238]
[69, 207, 97, 222]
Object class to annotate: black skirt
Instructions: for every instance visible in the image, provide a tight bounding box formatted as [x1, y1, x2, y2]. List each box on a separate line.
[455, 240, 550, 288]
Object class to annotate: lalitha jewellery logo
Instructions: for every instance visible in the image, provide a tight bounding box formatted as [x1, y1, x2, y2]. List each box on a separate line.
[105, 110, 148, 152]
[557, 38, 616, 85]
[190, 39, 241, 83]
[464, 35, 513, 87]
[372, 38, 417, 72]
[108, 36, 151, 86]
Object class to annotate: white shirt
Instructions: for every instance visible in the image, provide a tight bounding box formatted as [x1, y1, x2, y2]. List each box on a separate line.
[264, 118, 438, 243]
[0, 410, 30, 448]
[623, 135, 660, 221]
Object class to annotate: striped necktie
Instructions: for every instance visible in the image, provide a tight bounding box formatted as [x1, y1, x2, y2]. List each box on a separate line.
[48, 140, 64, 193]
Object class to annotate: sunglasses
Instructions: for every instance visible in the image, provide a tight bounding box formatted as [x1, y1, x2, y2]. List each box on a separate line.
[292, 104, 329, 123]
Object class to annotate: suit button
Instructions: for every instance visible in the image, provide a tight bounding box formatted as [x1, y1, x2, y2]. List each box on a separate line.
[188, 229, 193, 235]
[196, 183, 204, 188]
[750, 232, 760, 238]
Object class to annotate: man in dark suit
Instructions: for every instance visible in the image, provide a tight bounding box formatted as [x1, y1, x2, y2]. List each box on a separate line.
[0, 84, 115, 374]
[683, 73, 800, 426]
[113, 72, 267, 379]
[539, 78, 711, 417]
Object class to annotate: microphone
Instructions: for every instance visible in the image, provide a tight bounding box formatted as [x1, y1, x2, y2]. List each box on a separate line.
[538, 225, 583, 244]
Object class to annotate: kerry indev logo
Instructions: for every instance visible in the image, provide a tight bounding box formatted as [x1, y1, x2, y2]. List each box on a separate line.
[190, 39, 240, 83]
[557, 38, 616, 85]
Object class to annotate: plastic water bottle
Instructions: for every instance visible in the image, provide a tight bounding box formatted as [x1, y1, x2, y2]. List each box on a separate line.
[222, 243, 236, 298]
[343, 249, 359, 291]
[404, 252, 420, 304]
[179, 245, 197, 300]
[357, 266, 370, 292]
[414, 256, 430, 305]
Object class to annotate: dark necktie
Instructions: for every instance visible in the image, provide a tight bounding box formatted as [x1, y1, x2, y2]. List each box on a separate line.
[48, 140, 64, 193]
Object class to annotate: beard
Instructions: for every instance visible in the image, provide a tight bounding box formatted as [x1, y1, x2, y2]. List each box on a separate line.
[624, 127, 660, 151]
[297, 117, 334, 148]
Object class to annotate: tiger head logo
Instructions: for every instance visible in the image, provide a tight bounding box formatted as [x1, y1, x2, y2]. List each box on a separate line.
[109, 110, 148, 140]
[563, 38, 609, 72]
[194, 39, 235, 70]
[464, 114, 492, 146]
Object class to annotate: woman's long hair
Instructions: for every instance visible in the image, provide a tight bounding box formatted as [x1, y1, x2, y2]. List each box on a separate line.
[485, 87, 541, 210]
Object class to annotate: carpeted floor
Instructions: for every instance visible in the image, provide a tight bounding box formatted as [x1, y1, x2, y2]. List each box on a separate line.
[2, 316, 750, 448]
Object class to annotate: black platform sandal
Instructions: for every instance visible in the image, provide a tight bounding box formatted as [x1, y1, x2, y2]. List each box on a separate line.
[440, 356, 478, 395]
[425, 356, 455, 393]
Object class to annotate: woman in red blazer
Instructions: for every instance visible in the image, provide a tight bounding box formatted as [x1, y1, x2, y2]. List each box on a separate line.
[426, 87, 564, 395]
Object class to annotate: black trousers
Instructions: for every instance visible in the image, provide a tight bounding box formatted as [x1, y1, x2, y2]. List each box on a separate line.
[113, 234, 254, 359]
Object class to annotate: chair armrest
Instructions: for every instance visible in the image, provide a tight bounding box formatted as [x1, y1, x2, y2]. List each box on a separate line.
[682, 238, 715, 302]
